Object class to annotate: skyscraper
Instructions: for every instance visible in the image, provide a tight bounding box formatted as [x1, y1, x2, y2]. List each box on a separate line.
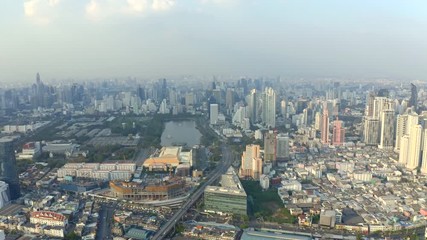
[395, 114, 408, 152]
[320, 107, 330, 144]
[409, 83, 418, 111]
[240, 145, 263, 180]
[332, 118, 345, 146]
[247, 89, 258, 125]
[276, 134, 290, 160]
[399, 135, 410, 165]
[261, 87, 276, 128]
[421, 129, 427, 174]
[378, 110, 395, 150]
[0, 138, 20, 200]
[406, 124, 422, 170]
[209, 104, 219, 125]
[264, 131, 277, 165]
[363, 117, 380, 145]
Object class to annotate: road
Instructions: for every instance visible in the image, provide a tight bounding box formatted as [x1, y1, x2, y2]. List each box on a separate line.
[95, 204, 115, 240]
[151, 144, 233, 240]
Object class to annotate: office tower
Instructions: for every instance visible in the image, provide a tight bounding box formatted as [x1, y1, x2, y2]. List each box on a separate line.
[409, 83, 418, 111]
[332, 118, 345, 146]
[421, 129, 427, 174]
[276, 134, 290, 160]
[406, 124, 422, 170]
[280, 100, 287, 117]
[373, 97, 394, 119]
[261, 87, 276, 128]
[185, 92, 194, 107]
[378, 110, 395, 150]
[137, 86, 146, 101]
[395, 114, 408, 152]
[205, 167, 247, 216]
[240, 145, 262, 180]
[0, 138, 20, 200]
[314, 112, 321, 130]
[209, 104, 219, 125]
[399, 135, 410, 165]
[213, 89, 222, 106]
[321, 108, 330, 144]
[225, 88, 234, 111]
[363, 117, 380, 145]
[365, 92, 375, 117]
[247, 89, 258, 124]
[264, 131, 277, 165]
[0, 181, 9, 209]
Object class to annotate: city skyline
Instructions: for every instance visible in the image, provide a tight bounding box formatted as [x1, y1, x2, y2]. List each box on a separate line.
[1, 0, 427, 82]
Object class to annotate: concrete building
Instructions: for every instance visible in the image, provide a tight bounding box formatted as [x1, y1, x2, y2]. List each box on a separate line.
[210, 103, 219, 125]
[378, 110, 395, 150]
[264, 131, 277, 165]
[260, 174, 270, 190]
[406, 124, 422, 170]
[363, 117, 380, 146]
[204, 167, 247, 216]
[247, 89, 258, 124]
[319, 210, 336, 228]
[30, 211, 68, 227]
[276, 134, 290, 160]
[261, 87, 276, 128]
[320, 108, 329, 144]
[332, 118, 345, 146]
[0, 137, 20, 200]
[0, 181, 10, 209]
[240, 145, 263, 180]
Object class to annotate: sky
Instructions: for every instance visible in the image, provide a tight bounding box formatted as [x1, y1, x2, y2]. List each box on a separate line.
[0, 0, 426, 83]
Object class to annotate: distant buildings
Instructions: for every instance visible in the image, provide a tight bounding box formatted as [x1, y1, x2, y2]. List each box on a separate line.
[204, 167, 247, 216]
[0, 137, 20, 200]
[210, 103, 219, 125]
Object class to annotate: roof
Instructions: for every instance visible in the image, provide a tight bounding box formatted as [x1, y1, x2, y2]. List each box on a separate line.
[30, 211, 66, 222]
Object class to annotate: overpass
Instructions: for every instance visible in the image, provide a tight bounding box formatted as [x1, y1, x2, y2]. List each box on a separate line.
[151, 144, 233, 240]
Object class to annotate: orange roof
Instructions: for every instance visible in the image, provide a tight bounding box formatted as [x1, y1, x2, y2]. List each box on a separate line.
[31, 211, 66, 222]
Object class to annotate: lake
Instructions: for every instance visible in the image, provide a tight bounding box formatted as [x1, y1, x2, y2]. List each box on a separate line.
[161, 120, 202, 147]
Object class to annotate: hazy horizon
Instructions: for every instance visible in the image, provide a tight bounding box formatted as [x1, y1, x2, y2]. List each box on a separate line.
[1, 0, 427, 83]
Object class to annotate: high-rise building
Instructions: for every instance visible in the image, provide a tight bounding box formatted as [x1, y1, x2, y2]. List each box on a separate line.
[363, 117, 380, 145]
[276, 134, 290, 160]
[395, 114, 408, 152]
[378, 110, 395, 150]
[365, 92, 376, 117]
[373, 97, 394, 119]
[209, 104, 219, 125]
[261, 87, 276, 128]
[225, 88, 234, 111]
[264, 131, 277, 165]
[332, 118, 345, 146]
[247, 89, 258, 124]
[0, 138, 20, 200]
[204, 167, 247, 216]
[240, 145, 262, 180]
[399, 135, 410, 165]
[320, 108, 330, 144]
[421, 129, 427, 174]
[406, 124, 422, 170]
[409, 83, 418, 111]
[0, 181, 10, 209]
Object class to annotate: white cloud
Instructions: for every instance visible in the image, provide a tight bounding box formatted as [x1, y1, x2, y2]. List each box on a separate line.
[127, 0, 148, 12]
[24, 0, 61, 24]
[151, 0, 175, 11]
[85, 0, 175, 20]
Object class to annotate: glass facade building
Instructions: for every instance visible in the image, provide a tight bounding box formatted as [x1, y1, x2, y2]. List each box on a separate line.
[0, 138, 20, 200]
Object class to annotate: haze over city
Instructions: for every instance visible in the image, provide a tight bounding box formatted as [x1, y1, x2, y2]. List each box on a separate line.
[1, 0, 427, 83]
